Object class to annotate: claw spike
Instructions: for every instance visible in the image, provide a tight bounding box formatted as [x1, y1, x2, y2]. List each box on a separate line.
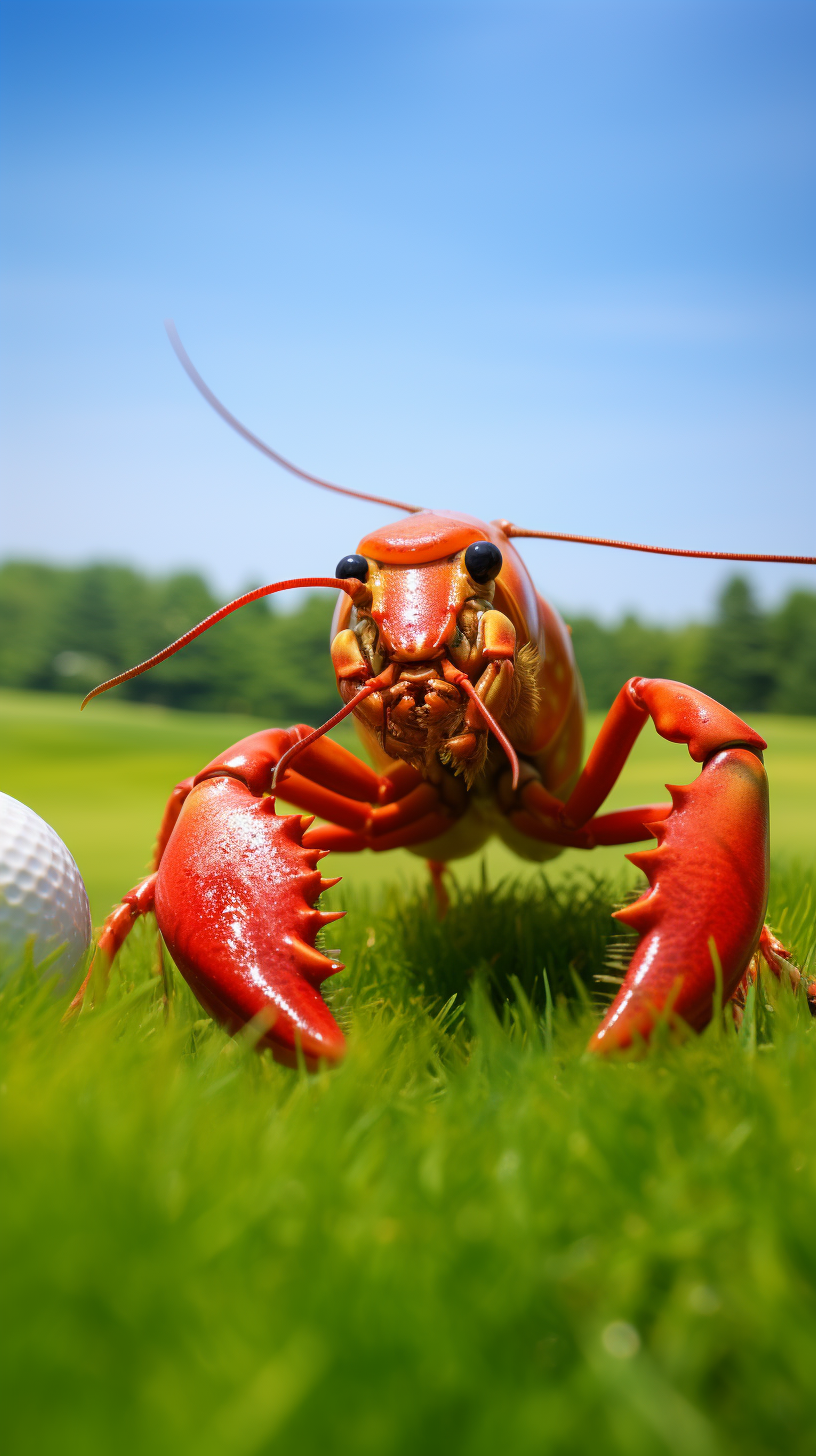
[320, 875, 342, 891]
[318, 909, 346, 925]
[292, 939, 344, 983]
[613, 895, 657, 932]
[626, 848, 663, 881]
[299, 871, 325, 909]
[645, 820, 669, 844]
[281, 815, 306, 842]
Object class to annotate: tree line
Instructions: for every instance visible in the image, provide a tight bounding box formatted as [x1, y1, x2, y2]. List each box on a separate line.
[0, 560, 814, 722]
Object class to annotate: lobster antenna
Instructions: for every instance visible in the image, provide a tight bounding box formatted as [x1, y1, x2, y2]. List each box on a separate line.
[165, 321, 423, 515]
[498, 521, 815, 566]
[271, 670, 395, 791]
[80, 576, 366, 708]
[457, 677, 520, 790]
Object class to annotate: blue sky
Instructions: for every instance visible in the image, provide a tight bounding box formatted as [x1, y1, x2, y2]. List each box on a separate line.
[1, 0, 813, 620]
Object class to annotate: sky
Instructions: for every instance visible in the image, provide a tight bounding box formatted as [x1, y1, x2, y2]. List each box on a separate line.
[1, 0, 814, 622]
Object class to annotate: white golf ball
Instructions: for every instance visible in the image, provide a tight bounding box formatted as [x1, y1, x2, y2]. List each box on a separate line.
[0, 791, 92, 984]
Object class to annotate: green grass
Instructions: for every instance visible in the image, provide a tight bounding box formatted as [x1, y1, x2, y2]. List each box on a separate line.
[2, 869, 816, 1456]
[2, 690, 816, 1454]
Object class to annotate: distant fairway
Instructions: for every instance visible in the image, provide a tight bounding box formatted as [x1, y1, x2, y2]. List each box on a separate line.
[1, 688, 814, 919]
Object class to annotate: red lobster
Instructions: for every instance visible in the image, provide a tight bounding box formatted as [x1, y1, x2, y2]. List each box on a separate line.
[69, 325, 816, 1066]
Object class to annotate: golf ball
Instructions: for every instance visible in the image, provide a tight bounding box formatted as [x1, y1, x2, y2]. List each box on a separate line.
[0, 791, 92, 984]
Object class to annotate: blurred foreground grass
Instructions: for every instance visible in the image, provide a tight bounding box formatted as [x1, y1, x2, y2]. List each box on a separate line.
[2, 866, 815, 1456]
[2, 689, 816, 1454]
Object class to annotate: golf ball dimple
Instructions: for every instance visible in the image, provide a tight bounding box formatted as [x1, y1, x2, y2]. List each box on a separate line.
[0, 791, 92, 983]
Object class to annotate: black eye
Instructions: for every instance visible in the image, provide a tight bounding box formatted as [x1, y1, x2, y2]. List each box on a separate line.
[335, 553, 369, 583]
[464, 540, 502, 584]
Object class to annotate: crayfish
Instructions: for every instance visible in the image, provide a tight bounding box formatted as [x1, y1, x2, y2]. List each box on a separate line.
[68, 324, 816, 1066]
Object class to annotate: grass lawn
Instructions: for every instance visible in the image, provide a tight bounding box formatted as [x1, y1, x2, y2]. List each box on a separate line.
[2, 689, 816, 1454]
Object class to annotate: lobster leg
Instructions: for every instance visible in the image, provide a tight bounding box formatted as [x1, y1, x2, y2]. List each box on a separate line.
[64, 774, 198, 1020]
[426, 859, 452, 917]
[510, 803, 673, 848]
[152, 777, 195, 866]
[513, 679, 775, 1051]
[64, 873, 158, 1020]
[731, 925, 816, 1020]
[71, 727, 456, 1066]
[196, 727, 456, 849]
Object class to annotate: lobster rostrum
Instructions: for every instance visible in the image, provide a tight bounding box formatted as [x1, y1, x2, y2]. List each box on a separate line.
[69, 324, 816, 1066]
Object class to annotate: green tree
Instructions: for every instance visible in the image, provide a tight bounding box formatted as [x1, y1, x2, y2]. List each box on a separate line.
[0, 562, 66, 687]
[694, 577, 774, 714]
[2, 561, 814, 720]
[768, 590, 816, 715]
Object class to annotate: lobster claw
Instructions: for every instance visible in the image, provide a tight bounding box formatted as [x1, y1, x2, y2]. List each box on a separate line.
[589, 747, 769, 1053]
[154, 776, 346, 1069]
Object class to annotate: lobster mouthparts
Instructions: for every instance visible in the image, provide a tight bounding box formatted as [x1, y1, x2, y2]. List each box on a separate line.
[154, 776, 346, 1068]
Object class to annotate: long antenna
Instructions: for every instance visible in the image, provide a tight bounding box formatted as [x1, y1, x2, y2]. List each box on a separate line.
[165, 321, 423, 515]
[163, 323, 813, 563]
[498, 522, 815, 566]
[81, 576, 366, 708]
[271, 668, 397, 790]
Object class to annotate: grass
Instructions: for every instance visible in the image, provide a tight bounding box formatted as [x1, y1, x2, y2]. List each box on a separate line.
[2, 689, 816, 1454]
[2, 869, 816, 1456]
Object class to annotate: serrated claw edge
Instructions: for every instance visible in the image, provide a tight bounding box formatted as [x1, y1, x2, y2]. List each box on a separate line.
[590, 748, 769, 1053]
[154, 775, 347, 1067]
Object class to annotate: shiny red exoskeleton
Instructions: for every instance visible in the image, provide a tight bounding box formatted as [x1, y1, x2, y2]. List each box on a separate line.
[68, 330, 815, 1065]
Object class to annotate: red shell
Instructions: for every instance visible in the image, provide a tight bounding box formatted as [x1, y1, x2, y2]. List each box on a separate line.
[589, 747, 769, 1052]
[155, 776, 346, 1068]
[357, 510, 497, 564]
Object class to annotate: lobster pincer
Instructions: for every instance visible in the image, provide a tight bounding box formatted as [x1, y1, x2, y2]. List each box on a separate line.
[510, 677, 774, 1050]
[68, 722, 458, 1067]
